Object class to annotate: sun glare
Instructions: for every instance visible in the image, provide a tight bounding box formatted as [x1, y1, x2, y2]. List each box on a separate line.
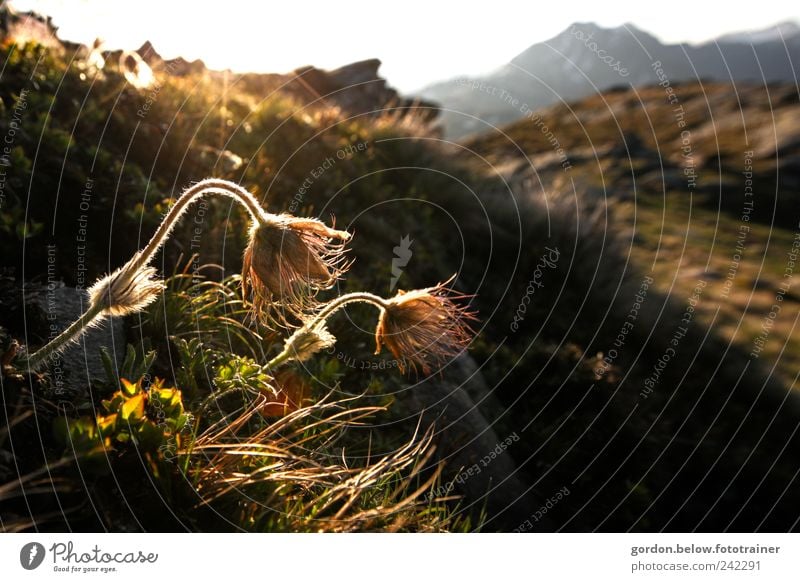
[10, 0, 800, 92]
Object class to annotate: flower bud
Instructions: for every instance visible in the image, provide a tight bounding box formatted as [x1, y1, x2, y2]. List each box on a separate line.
[284, 322, 336, 363]
[242, 214, 351, 325]
[375, 280, 475, 374]
[88, 262, 165, 317]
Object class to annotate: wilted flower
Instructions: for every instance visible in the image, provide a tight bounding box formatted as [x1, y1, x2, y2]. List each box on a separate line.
[242, 214, 351, 324]
[374, 280, 476, 374]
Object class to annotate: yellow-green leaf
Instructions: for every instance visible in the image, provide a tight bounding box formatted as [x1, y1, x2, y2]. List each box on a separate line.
[121, 378, 139, 397]
[120, 393, 145, 421]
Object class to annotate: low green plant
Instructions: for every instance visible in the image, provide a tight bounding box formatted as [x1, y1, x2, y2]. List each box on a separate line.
[100, 344, 157, 390]
[54, 377, 191, 470]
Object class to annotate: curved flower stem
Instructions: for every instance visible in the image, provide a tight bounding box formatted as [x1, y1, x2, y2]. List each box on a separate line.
[265, 349, 293, 371]
[306, 292, 390, 330]
[266, 292, 390, 370]
[22, 179, 270, 372]
[128, 178, 270, 274]
[24, 301, 105, 371]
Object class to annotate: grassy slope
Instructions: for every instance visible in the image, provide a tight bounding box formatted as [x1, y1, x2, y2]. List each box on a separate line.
[462, 81, 800, 530]
[466, 81, 800, 386]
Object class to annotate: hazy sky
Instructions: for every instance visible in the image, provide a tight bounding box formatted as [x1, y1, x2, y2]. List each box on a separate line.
[9, 0, 800, 92]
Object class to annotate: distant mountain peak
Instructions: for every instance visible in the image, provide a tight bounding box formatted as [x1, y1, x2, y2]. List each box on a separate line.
[512, 21, 662, 64]
[417, 20, 800, 139]
[552, 21, 655, 40]
[717, 20, 800, 44]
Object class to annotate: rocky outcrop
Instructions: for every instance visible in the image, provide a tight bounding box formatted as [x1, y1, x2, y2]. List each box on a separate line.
[395, 354, 543, 530]
[134, 41, 206, 76]
[1, 4, 435, 126]
[237, 58, 439, 124]
[128, 41, 437, 124]
[0, 5, 61, 50]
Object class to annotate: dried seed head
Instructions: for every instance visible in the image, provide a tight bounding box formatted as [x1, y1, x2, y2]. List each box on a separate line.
[88, 262, 165, 317]
[374, 279, 476, 374]
[242, 214, 351, 325]
[283, 321, 336, 363]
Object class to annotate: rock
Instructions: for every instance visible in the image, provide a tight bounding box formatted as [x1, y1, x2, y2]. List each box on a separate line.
[395, 354, 542, 530]
[27, 283, 124, 396]
[0, 5, 62, 51]
[281, 59, 439, 124]
[134, 46, 441, 127]
[236, 59, 439, 127]
[143, 45, 206, 77]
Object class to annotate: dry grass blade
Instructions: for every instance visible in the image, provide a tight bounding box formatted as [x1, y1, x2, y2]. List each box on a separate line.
[184, 393, 451, 531]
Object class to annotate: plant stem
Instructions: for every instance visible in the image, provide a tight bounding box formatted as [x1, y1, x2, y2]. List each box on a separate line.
[129, 178, 270, 274]
[306, 292, 390, 330]
[265, 349, 293, 371]
[23, 179, 269, 372]
[265, 292, 390, 370]
[24, 300, 105, 371]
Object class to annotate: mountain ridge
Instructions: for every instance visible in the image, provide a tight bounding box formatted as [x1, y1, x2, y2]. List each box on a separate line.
[417, 21, 800, 138]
